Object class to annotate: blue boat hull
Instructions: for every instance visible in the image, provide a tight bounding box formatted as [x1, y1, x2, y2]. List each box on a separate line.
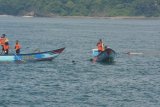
[92, 48, 116, 62]
[0, 48, 65, 62]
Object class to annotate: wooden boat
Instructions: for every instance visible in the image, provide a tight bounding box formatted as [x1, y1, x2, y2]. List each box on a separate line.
[0, 47, 65, 62]
[92, 48, 116, 63]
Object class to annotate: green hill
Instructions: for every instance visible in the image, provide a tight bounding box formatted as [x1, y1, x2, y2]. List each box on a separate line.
[0, 0, 160, 17]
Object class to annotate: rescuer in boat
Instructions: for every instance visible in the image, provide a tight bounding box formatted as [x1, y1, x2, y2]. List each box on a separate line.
[15, 40, 21, 54]
[3, 42, 9, 54]
[0, 34, 9, 54]
[97, 39, 104, 53]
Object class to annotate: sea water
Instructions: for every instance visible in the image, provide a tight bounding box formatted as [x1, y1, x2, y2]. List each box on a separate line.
[0, 16, 160, 107]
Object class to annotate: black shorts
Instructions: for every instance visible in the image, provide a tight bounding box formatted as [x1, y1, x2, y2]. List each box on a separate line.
[16, 49, 20, 54]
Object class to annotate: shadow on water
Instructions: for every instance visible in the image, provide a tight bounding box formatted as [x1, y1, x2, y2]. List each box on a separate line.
[89, 58, 116, 65]
[98, 61, 116, 65]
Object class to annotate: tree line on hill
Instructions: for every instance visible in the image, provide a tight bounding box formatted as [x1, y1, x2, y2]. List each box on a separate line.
[0, 0, 160, 17]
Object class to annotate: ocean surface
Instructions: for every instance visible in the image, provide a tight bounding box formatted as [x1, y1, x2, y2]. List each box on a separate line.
[0, 16, 160, 107]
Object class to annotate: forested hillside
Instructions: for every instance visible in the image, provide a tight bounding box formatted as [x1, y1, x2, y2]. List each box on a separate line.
[0, 0, 160, 17]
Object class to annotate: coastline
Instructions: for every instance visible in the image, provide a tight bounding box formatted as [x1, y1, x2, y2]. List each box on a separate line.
[0, 14, 160, 19]
[60, 16, 147, 19]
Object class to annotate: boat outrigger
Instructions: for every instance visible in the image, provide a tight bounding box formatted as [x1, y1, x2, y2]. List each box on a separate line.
[0, 47, 65, 62]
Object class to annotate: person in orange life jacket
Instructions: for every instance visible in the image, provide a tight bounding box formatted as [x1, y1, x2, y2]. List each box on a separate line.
[15, 40, 21, 54]
[3, 42, 9, 54]
[0, 34, 9, 53]
[97, 39, 104, 52]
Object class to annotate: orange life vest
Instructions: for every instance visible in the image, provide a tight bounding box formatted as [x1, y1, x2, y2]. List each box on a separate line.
[97, 42, 104, 51]
[0, 38, 6, 45]
[15, 43, 21, 50]
[3, 44, 9, 51]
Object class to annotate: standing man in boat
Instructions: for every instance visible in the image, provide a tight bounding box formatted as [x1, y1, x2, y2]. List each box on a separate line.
[97, 39, 104, 52]
[0, 34, 9, 54]
[15, 40, 21, 54]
